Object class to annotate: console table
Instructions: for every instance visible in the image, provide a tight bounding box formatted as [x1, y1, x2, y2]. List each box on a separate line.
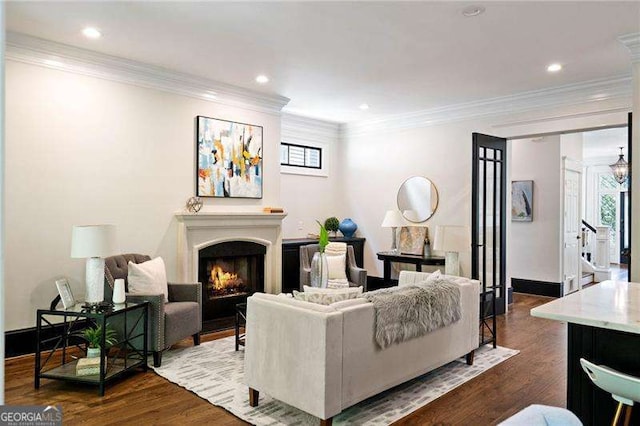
[282, 237, 365, 293]
[376, 251, 445, 281]
[531, 281, 640, 425]
[35, 302, 148, 396]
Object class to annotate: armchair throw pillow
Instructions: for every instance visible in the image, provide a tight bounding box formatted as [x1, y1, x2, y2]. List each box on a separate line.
[127, 257, 169, 303]
[326, 254, 347, 280]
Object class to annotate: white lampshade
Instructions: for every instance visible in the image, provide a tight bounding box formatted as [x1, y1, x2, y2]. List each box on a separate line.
[381, 210, 406, 228]
[71, 225, 116, 258]
[432, 225, 470, 252]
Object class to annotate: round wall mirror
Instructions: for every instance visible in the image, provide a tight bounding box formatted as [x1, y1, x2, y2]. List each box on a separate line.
[397, 176, 439, 223]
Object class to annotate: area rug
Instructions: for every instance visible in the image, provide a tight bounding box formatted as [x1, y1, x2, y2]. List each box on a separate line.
[153, 336, 518, 425]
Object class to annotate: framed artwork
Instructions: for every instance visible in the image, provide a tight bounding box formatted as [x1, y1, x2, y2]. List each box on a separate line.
[55, 278, 76, 309]
[512, 180, 533, 222]
[196, 116, 263, 198]
[399, 226, 427, 255]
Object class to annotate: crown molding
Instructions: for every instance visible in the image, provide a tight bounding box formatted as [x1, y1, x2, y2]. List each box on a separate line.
[5, 32, 290, 114]
[619, 33, 640, 63]
[281, 113, 340, 144]
[341, 75, 632, 137]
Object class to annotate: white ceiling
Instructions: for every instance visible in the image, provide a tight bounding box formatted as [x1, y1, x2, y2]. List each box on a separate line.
[582, 127, 628, 160]
[6, 1, 640, 123]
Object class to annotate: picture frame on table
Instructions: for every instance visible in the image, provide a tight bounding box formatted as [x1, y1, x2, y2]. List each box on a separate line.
[55, 278, 76, 309]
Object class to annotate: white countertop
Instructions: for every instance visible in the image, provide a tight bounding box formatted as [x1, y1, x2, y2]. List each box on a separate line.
[530, 280, 640, 334]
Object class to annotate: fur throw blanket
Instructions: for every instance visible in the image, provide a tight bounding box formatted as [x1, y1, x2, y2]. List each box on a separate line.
[363, 279, 461, 349]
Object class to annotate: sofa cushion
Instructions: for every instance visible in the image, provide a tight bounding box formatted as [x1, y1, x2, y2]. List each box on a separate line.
[252, 292, 336, 313]
[294, 286, 363, 305]
[127, 257, 169, 303]
[164, 301, 200, 345]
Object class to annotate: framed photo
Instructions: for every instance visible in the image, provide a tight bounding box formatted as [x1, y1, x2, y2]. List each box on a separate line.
[196, 115, 263, 198]
[55, 278, 76, 309]
[399, 226, 427, 255]
[512, 180, 533, 222]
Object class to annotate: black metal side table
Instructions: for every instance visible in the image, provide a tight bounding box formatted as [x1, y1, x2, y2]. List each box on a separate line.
[35, 301, 148, 396]
[235, 303, 247, 351]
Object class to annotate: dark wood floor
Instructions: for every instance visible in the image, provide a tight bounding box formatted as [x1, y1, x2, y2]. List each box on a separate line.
[5, 293, 566, 425]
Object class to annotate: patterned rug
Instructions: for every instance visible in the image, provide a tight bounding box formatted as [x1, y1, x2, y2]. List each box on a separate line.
[153, 336, 518, 425]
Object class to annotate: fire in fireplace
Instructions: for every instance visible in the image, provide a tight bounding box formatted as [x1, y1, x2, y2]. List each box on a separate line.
[198, 241, 266, 330]
[206, 261, 247, 298]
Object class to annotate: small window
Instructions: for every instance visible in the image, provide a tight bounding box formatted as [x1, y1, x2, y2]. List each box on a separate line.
[280, 142, 322, 169]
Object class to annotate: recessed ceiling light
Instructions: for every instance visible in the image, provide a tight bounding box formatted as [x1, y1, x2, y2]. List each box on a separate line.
[255, 75, 269, 84]
[462, 5, 485, 17]
[203, 92, 217, 100]
[547, 63, 563, 73]
[82, 27, 102, 39]
[359, 103, 369, 111]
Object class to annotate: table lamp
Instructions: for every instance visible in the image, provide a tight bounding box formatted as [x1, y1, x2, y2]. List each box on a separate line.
[71, 225, 116, 305]
[381, 210, 406, 254]
[433, 225, 470, 276]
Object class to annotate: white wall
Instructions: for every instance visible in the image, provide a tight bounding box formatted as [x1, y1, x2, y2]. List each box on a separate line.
[561, 133, 583, 161]
[339, 101, 628, 281]
[340, 120, 483, 279]
[509, 136, 562, 283]
[280, 114, 341, 238]
[5, 61, 282, 330]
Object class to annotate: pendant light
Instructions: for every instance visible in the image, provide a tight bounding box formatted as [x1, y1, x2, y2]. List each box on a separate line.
[609, 146, 630, 185]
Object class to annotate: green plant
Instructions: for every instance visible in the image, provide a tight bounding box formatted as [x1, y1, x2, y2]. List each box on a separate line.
[324, 217, 340, 233]
[75, 324, 118, 349]
[316, 220, 329, 253]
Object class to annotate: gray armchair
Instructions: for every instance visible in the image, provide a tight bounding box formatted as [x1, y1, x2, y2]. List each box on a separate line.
[299, 244, 367, 291]
[104, 254, 201, 367]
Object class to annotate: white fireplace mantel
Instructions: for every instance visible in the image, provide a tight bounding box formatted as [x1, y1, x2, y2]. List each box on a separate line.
[175, 211, 287, 294]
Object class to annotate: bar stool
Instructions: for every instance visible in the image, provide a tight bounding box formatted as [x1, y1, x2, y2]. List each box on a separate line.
[580, 358, 640, 426]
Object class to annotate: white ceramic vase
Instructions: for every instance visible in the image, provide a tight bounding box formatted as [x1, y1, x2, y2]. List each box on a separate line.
[113, 278, 126, 304]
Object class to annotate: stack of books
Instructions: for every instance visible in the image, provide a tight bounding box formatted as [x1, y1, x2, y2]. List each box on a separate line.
[76, 357, 101, 376]
[263, 207, 284, 213]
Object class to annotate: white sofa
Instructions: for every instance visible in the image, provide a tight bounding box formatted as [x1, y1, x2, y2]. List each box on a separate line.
[244, 271, 480, 425]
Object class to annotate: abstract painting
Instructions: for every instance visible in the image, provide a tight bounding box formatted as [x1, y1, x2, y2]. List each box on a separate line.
[197, 116, 263, 198]
[512, 180, 533, 222]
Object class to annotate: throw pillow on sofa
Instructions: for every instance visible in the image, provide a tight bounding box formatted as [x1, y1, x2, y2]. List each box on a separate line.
[127, 257, 169, 303]
[293, 286, 363, 305]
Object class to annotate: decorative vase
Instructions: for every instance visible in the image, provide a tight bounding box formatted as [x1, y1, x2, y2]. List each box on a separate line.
[339, 218, 358, 238]
[113, 278, 126, 304]
[87, 347, 101, 358]
[310, 252, 329, 288]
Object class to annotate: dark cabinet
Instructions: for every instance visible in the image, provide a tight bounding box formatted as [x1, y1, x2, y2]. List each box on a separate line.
[281, 237, 366, 293]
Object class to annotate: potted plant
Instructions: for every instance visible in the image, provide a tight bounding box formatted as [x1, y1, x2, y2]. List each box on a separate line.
[76, 324, 118, 358]
[324, 217, 340, 237]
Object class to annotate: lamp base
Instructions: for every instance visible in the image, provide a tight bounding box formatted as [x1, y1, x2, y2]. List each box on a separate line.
[85, 257, 105, 304]
[444, 251, 460, 276]
[389, 227, 399, 254]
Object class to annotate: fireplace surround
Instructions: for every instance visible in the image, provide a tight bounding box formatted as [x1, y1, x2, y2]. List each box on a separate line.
[176, 211, 286, 327]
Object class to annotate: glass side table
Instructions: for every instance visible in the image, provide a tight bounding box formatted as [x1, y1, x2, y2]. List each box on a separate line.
[35, 302, 148, 396]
